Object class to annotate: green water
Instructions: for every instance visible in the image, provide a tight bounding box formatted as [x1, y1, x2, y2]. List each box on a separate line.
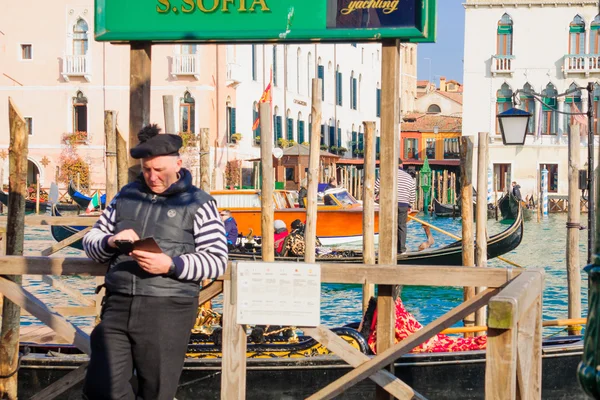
[19, 213, 589, 336]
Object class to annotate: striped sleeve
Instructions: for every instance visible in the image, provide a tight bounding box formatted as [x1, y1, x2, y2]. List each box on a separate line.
[171, 200, 228, 282]
[82, 197, 118, 263]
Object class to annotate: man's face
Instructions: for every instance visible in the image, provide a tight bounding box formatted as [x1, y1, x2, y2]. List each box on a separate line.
[141, 155, 182, 194]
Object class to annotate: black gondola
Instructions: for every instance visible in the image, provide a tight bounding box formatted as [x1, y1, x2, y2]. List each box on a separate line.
[498, 191, 520, 220]
[0, 191, 80, 213]
[17, 335, 585, 399]
[50, 204, 524, 265]
[433, 198, 459, 217]
[68, 181, 107, 210]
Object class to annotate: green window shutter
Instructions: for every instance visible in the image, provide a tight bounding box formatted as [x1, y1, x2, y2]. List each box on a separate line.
[359, 133, 364, 151]
[592, 24, 600, 31]
[329, 126, 335, 147]
[352, 78, 357, 110]
[276, 116, 283, 140]
[287, 118, 294, 141]
[251, 45, 256, 80]
[308, 121, 312, 143]
[253, 109, 260, 139]
[352, 131, 357, 154]
[497, 25, 513, 35]
[376, 137, 380, 156]
[497, 97, 512, 103]
[376, 89, 381, 117]
[230, 108, 236, 135]
[570, 25, 585, 33]
[318, 66, 325, 100]
[320, 125, 325, 145]
[542, 97, 557, 111]
[298, 120, 305, 144]
[337, 128, 342, 147]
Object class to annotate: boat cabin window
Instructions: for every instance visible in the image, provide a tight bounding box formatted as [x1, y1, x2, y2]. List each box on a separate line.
[332, 190, 357, 206]
[212, 193, 261, 208]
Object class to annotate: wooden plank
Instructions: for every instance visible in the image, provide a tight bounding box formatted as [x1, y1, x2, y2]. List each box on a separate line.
[220, 268, 246, 400]
[485, 327, 517, 400]
[377, 39, 401, 400]
[0, 215, 96, 226]
[128, 42, 151, 183]
[21, 306, 95, 317]
[529, 295, 543, 400]
[116, 126, 128, 191]
[40, 275, 95, 307]
[35, 175, 40, 214]
[105, 110, 118, 204]
[199, 280, 223, 305]
[162, 95, 175, 134]
[200, 127, 211, 192]
[475, 132, 489, 332]
[1, 98, 29, 399]
[303, 326, 426, 400]
[305, 78, 322, 264]
[488, 270, 545, 330]
[306, 288, 499, 400]
[259, 102, 274, 263]
[29, 363, 89, 400]
[0, 277, 90, 355]
[567, 124, 581, 334]
[460, 136, 475, 336]
[515, 299, 537, 400]
[362, 121, 376, 313]
[40, 227, 91, 257]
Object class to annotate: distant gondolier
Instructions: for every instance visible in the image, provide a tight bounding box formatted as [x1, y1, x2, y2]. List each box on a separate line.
[512, 181, 522, 202]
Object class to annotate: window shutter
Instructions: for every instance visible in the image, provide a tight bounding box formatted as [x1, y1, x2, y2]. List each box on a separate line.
[230, 108, 236, 135]
[308, 121, 312, 143]
[318, 65, 325, 100]
[253, 109, 260, 139]
[337, 128, 342, 147]
[338, 72, 343, 106]
[352, 131, 357, 154]
[497, 25, 513, 35]
[251, 45, 256, 80]
[298, 120, 305, 144]
[277, 116, 283, 140]
[273, 115, 277, 145]
[329, 126, 335, 147]
[352, 78, 357, 110]
[359, 133, 364, 151]
[570, 25, 585, 33]
[376, 137, 380, 156]
[287, 118, 294, 141]
[320, 125, 325, 145]
[542, 97, 557, 111]
[376, 88, 381, 117]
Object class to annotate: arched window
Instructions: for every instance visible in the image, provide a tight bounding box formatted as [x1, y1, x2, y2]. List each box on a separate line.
[273, 106, 282, 144]
[328, 117, 335, 147]
[308, 114, 313, 143]
[496, 83, 513, 134]
[350, 71, 357, 110]
[297, 112, 305, 144]
[336, 120, 341, 148]
[73, 19, 89, 56]
[497, 14, 513, 56]
[591, 15, 600, 54]
[286, 109, 294, 141]
[73, 91, 87, 134]
[541, 83, 558, 135]
[570, 15, 586, 55]
[519, 83, 535, 135]
[351, 124, 358, 156]
[296, 47, 301, 94]
[376, 82, 381, 117]
[427, 104, 441, 114]
[226, 96, 236, 143]
[564, 83, 582, 135]
[335, 64, 342, 106]
[318, 57, 324, 101]
[307, 52, 313, 97]
[253, 102, 260, 144]
[180, 91, 195, 134]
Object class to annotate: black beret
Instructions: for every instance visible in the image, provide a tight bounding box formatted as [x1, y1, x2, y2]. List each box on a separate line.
[130, 124, 183, 159]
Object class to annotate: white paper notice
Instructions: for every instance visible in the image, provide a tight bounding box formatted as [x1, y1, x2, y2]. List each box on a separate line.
[236, 262, 321, 327]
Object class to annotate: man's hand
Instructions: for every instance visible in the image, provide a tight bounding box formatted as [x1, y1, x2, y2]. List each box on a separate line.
[131, 250, 172, 275]
[107, 229, 140, 249]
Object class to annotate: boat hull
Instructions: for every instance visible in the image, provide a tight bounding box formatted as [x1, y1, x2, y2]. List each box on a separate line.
[0, 191, 80, 213]
[68, 181, 107, 209]
[17, 336, 585, 399]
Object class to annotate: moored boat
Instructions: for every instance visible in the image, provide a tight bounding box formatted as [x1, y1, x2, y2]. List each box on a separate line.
[433, 198, 459, 217]
[0, 190, 80, 213]
[68, 181, 107, 210]
[498, 191, 520, 220]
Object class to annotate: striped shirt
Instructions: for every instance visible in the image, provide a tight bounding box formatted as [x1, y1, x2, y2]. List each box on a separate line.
[374, 169, 416, 207]
[82, 196, 228, 282]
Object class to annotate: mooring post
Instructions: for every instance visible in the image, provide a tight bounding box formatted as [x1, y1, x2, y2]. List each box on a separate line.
[259, 103, 274, 263]
[460, 136, 475, 337]
[116, 126, 128, 191]
[362, 121, 376, 313]
[35, 174, 40, 214]
[305, 78, 322, 263]
[475, 132, 489, 333]
[0, 98, 29, 399]
[567, 124, 581, 335]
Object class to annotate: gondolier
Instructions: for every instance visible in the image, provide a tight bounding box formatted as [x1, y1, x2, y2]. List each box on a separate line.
[81, 124, 228, 400]
[375, 160, 416, 254]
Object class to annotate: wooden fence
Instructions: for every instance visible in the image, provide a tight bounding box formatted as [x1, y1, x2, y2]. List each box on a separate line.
[0, 216, 544, 400]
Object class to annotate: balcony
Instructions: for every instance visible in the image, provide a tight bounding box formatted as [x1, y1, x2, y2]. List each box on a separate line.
[62, 55, 91, 82]
[172, 54, 201, 79]
[491, 55, 514, 76]
[226, 63, 242, 87]
[563, 54, 600, 77]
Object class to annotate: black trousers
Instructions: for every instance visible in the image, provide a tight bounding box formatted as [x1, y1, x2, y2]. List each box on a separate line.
[398, 205, 409, 254]
[83, 293, 198, 400]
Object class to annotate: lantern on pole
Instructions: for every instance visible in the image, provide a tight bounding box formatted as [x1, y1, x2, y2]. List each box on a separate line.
[420, 157, 432, 211]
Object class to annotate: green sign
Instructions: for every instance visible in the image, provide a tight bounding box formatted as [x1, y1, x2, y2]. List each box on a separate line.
[95, 0, 436, 43]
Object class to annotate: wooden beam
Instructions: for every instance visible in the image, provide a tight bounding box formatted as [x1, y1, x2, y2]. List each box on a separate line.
[199, 128, 211, 192]
[305, 78, 322, 264]
[40, 227, 91, 257]
[104, 111, 118, 204]
[220, 269, 246, 400]
[460, 136, 475, 335]
[40, 275, 95, 307]
[306, 288, 500, 400]
[21, 306, 95, 317]
[259, 102, 274, 263]
[0, 257, 106, 276]
[515, 298, 540, 400]
[29, 363, 88, 400]
[377, 39, 401, 400]
[1, 97, 29, 399]
[116, 126, 128, 191]
[128, 42, 151, 184]
[199, 280, 223, 305]
[487, 270, 545, 330]
[0, 277, 91, 355]
[567, 124, 582, 334]
[485, 327, 517, 400]
[162, 95, 175, 134]
[303, 326, 426, 400]
[362, 121, 376, 313]
[475, 132, 489, 332]
[0, 216, 96, 226]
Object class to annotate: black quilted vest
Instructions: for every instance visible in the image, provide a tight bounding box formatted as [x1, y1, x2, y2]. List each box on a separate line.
[106, 168, 213, 297]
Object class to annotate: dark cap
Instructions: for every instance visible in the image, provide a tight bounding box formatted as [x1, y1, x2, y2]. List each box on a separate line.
[130, 124, 183, 159]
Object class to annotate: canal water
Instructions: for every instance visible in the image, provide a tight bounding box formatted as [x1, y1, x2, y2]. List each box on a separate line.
[19, 212, 589, 336]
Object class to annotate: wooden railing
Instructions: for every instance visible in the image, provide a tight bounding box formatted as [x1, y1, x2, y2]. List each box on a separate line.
[0, 218, 544, 400]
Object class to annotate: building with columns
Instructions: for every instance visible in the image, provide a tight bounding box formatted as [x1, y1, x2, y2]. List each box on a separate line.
[463, 0, 599, 198]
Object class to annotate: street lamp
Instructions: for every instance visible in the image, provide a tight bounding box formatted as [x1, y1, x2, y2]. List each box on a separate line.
[496, 107, 531, 145]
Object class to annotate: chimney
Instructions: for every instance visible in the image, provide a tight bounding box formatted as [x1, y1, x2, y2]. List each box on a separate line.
[439, 76, 446, 92]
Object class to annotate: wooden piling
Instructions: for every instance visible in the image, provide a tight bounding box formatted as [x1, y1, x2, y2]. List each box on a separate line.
[376, 40, 401, 400]
[104, 111, 118, 203]
[128, 42, 152, 184]
[259, 103, 274, 262]
[162, 95, 175, 134]
[0, 98, 28, 399]
[35, 174, 40, 214]
[460, 136, 475, 336]
[76, 172, 81, 192]
[567, 125, 581, 334]
[305, 78, 322, 264]
[362, 122, 376, 313]
[116, 126, 128, 191]
[199, 128, 210, 193]
[475, 132, 489, 333]
[443, 170, 448, 203]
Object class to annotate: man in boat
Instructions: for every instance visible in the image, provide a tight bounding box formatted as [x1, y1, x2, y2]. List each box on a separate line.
[324, 176, 337, 192]
[81, 124, 228, 400]
[297, 178, 307, 208]
[220, 209, 239, 250]
[323, 177, 338, 205]
[512, 181, 523, 202]
[374, 160, 416, 255]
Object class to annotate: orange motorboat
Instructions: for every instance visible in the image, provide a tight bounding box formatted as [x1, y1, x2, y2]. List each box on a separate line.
[211, 188, 379, 246]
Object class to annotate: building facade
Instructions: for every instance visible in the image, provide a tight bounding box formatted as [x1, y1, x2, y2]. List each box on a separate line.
[463, 0, 599, 197]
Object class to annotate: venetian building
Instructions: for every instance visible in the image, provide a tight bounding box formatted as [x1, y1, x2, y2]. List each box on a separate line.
[463, 0, 599, 198]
